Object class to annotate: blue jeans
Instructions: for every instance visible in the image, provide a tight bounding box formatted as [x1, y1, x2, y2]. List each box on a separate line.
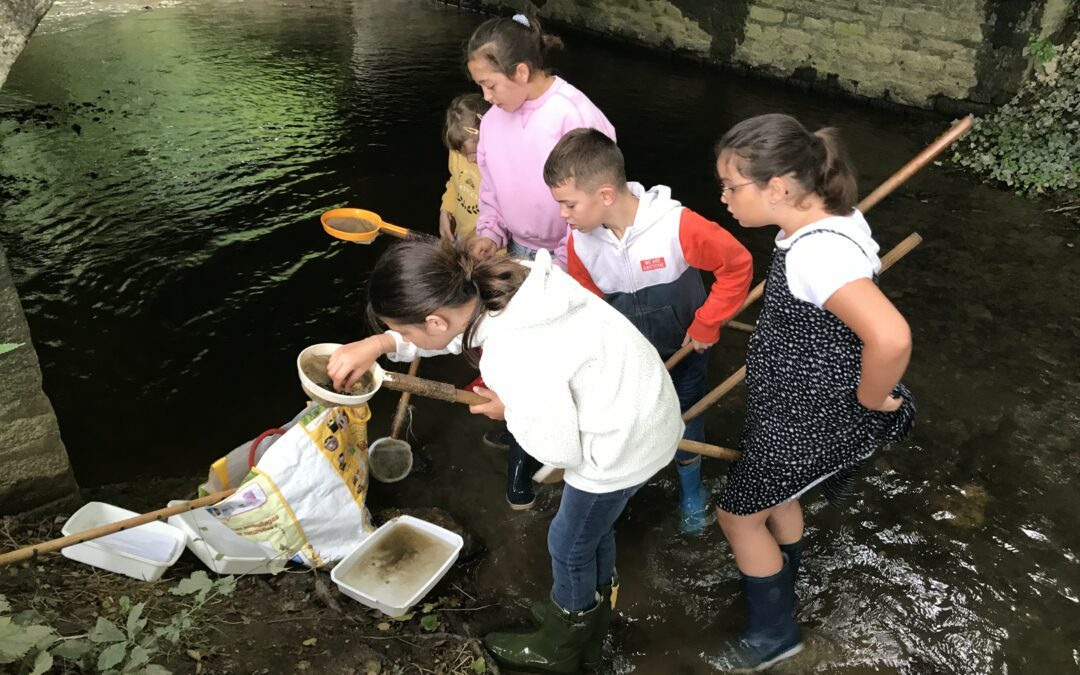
[507, 238, 541, 261]
[548, 481, 643, 611]
[671, 347, 708, 461]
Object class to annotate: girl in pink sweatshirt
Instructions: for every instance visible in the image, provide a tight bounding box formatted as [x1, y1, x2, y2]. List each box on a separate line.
[465, 14, 616, 269]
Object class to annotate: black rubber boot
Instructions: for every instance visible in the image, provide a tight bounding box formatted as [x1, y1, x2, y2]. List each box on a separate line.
[779, 539, 803, 583]
[484, 595, 600, 673]
[506, 438, 541, 510]
[702, 553, 803, 672]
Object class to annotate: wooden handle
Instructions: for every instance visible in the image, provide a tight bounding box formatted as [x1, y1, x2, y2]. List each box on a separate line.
[880, 232, 923, 272]
[664, 344, 695, 370]
[683, 230, 923, 424]
[857, 115, 973, 214]
[381, 372, 490, 406]
[0, 489, 238, 566]
[725, 116, 972, 329]
[682, 365, 747, 423]
[389, 359, 421, 439]
[678, 439, 741, 461]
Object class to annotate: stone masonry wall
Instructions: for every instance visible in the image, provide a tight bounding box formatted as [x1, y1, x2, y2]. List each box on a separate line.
[469, 0, 1075, 110]
[1, 0, 79, 514]
[0, 248, 79, 514]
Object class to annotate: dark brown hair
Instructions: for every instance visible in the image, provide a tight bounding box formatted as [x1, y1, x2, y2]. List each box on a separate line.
[443, 93, 490, 153]
[366, 238, 528, 358]
[715, 113, 858, 215]
[466, 15, 563, 79]
[543, 127, 627, 192]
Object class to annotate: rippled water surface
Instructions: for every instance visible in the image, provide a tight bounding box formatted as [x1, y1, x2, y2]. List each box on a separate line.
[2, 1, 1078, 672]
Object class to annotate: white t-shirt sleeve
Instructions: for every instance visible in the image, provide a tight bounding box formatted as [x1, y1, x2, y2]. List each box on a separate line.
[384, 330, 464, 362]
[785, 233, 876, 308]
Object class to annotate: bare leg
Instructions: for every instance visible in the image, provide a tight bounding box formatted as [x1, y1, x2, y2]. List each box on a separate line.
[716, 506, 783, 577]
[765, 499, 804, 546]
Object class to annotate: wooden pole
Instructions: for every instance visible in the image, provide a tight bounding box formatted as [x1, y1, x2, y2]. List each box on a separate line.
[667, 115, 974, 375]
[389, 359, 421, 439]
[0, 489, 238, 566]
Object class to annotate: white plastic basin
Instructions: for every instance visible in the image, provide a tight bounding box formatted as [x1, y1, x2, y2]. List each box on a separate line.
[166, 500, 283, 575]
[61, 502, 187, 581]
[330, 515, 463, 617]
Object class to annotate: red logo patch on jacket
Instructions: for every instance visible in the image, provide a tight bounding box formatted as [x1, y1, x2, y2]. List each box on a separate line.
[640, 257, 667, 272]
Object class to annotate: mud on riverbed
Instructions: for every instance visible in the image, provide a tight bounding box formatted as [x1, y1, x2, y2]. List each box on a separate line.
[0, 483, 516, 675]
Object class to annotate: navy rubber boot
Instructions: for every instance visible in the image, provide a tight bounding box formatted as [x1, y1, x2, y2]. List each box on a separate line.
[506, 438, 541, 510]
[702, 553, 803, 671]
[677, 457, 712, 534]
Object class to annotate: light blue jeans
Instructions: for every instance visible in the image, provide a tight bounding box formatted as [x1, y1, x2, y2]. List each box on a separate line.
[506, 238, 541, 261]
[547, 482, 644, 611]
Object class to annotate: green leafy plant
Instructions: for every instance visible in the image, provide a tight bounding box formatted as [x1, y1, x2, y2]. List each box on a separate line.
[950, 26, 1079, 196]
[0, 571, 235, 674]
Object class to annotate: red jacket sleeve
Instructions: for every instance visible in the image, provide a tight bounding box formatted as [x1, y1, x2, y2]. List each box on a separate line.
[566, 233, 604, 298]
[679, 209, 753, 344]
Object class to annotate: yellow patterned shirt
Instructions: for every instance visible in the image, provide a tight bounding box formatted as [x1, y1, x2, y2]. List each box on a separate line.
[440, 150, 481, 240]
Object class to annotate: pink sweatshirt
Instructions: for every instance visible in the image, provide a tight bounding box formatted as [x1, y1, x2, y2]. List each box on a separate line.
[476, 76, 616, 267]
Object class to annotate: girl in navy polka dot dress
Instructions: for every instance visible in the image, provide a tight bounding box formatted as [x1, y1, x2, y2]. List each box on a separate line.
[706, 114, 916, 671]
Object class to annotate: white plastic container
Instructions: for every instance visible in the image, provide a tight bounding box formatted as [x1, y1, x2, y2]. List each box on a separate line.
[166, 500, 282, 576]
[331, 515, 463, 617]
[61, 502, 187, 581]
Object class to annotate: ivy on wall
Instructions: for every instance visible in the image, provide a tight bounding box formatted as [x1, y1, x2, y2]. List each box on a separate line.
[950, 29, 1079, 196]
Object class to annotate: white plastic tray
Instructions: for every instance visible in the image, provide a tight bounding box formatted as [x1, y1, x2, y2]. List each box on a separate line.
[61, 502, 187, 581]
[166, 500, 282, 576]
[331, 515, 463, 617]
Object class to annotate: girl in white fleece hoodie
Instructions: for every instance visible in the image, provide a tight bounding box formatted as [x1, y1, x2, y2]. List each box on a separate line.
[327, 237, 682, 672]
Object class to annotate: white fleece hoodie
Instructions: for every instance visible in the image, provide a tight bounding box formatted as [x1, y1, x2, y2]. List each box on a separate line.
[387, 250, 682, 493]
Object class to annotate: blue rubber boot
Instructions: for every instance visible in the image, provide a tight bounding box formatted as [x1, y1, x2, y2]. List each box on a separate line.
[676, 457, 712, 534]
[702, 553, 803, 671]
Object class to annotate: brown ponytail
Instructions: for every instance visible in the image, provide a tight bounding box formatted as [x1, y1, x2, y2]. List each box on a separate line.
[715, 113, 858, 215]
[465, 15, 563, 79]
[366, 239, 528, 360]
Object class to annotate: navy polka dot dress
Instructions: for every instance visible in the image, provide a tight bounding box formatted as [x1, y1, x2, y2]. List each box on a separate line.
[717, 229, 916, 516]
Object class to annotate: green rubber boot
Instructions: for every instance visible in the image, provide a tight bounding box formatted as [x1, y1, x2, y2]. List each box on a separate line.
[529, 577, 617, 669]
[485, 595, 600, 674]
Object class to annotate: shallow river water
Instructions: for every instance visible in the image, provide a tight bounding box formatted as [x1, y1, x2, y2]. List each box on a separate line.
[1, 1, 1078, 672]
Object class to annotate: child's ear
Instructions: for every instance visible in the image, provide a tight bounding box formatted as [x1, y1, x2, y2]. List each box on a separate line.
[599, 185, 617, 206]
[765, 176, 789, 204]
[425, 314, 449, 334]
[514, 62, 531, 83]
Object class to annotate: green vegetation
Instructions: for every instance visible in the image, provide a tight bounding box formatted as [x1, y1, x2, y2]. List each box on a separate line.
[0, 571, 235, 674]
[950, 27, 1079, 197]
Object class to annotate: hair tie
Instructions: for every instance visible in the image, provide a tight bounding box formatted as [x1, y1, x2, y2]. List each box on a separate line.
[512, 13, 530, 27]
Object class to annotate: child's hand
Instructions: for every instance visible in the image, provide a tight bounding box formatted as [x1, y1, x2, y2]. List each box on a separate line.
[470, 237, 499, 260]
[327, 336, 391, 391]
[438, 210, 455, 241]
[682, 332, 716, 353]
[468, 385, 505, 420]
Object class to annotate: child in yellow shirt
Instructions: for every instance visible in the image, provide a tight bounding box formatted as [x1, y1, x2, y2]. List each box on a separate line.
[439, 94, 490, 241]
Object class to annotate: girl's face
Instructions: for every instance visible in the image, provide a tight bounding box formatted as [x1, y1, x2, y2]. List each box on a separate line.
[467, 57, 530, 112]
[716, 154, 773, 229]
[462, 136, 478, 164]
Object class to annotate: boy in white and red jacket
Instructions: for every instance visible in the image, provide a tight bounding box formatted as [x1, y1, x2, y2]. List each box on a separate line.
[544, 128, 753, 533]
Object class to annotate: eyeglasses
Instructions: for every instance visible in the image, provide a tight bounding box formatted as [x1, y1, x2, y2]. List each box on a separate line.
[719, 181, 755, 196]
